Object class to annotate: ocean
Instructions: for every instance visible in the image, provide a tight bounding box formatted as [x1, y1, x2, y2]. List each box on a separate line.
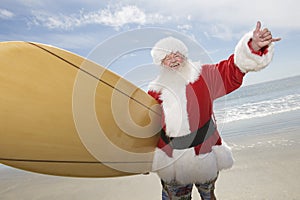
[214, 75, 300, 137]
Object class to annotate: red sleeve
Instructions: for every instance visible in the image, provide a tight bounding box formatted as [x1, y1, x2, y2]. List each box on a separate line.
[248, 39, 269, 56]
[148, 90, 162, 104]
[202, 54, 245, 100]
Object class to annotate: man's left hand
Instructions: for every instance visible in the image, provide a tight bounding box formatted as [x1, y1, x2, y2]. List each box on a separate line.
[252, 21, 281, 51]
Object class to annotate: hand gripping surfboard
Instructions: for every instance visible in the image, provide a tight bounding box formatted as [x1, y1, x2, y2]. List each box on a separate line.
[0, 41, 161, 178]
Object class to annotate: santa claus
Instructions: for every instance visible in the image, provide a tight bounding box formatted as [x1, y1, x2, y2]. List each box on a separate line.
[148, 21, 280, 200]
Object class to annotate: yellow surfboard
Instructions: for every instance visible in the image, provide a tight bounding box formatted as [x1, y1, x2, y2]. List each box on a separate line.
[0, 41, 161, 178]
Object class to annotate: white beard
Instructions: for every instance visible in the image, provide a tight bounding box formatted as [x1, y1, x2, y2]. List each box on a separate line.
[148, 61, 202, 137]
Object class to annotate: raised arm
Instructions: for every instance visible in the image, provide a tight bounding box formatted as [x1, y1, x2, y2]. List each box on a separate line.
[204, 21, 281, 99]
[234, 21, 281, 73]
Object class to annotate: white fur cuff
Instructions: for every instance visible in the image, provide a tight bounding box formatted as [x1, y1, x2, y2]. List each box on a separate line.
[234, 32, 274, 73]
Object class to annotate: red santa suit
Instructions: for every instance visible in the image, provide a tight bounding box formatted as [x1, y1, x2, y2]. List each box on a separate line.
[148, 32, 274, 184]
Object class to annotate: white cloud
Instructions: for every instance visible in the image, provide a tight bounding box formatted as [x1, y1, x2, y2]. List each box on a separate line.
[0, 8, 15, 19]
[128, 0, 300, 29]
[31, 11, 82, 30]
[177, 24, 192, 31]
[31, 5, 171, 30]
[117, 0, 300, 42]
[10, 0, 300, 44]
[85, 5, 147, 27]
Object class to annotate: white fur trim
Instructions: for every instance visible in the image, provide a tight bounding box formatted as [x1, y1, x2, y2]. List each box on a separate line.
[151, 37, 188, 66]
[148, 62, 201, 137]
[152, 142, 234, 184]
[212, 143, 235, 170]
[234, 32, 274, 73]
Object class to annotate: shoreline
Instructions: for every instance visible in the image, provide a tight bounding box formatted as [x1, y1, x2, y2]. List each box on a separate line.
[219, 109, 300, 138]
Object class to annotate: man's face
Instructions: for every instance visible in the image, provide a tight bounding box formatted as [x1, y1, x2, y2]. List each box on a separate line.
[161, 51, 185, 70]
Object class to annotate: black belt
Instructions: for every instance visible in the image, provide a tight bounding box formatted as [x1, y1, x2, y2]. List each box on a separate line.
[160, 118, 216, 150]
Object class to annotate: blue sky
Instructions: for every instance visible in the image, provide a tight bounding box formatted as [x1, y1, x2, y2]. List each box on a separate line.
[1, 0, 300, 86]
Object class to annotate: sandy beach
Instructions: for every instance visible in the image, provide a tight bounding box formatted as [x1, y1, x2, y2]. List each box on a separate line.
[1, 110, 299, 200]
[216, 131, 299, 199]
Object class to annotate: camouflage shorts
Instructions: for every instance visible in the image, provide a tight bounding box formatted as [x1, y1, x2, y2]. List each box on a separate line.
[161, 176, 217, 200]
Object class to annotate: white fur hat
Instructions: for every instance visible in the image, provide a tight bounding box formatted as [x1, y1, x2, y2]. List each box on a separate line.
[151, 37, 188, 65]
